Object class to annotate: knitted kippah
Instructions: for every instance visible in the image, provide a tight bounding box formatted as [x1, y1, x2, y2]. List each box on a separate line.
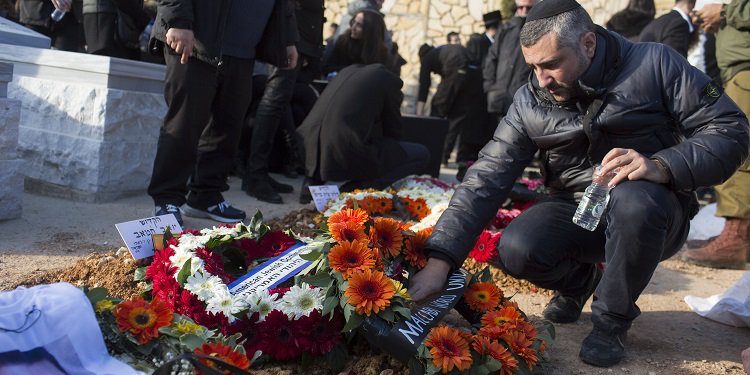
[526, 0, 582, 22]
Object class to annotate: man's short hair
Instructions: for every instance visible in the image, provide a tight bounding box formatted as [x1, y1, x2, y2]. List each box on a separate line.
[519, 6, 594, 50]
[446, 31, 459, 43]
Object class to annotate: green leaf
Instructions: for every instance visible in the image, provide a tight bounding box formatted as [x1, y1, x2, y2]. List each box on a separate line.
[300, 272, 333, 288]
[468, 364, 491, 375]
[343, 303, 353, 321]
[176, 258, 192, 286]
[408, 358, 425, 375]
[322, 296, 339, 316]
[378, 308, 395, 322]
[299, 249, 322, 261]
[484, 358, 504, 372]
[179, 333, 205, 351]
[325, 343, 349, 372]
[133, 267, 147, 282]
[341, 313, 363, 332]
[86, 287, 109, 304]
[392, 305, 412, 319]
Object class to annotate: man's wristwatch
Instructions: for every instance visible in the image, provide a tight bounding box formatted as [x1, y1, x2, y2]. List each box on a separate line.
[650, 158, 671, 184]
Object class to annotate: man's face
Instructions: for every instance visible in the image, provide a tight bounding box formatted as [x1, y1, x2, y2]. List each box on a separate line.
[521, 32, 595, 102]
[448, 35, 461, 44]
[351, 13, 364, 39]
[515, 0, 534, 17]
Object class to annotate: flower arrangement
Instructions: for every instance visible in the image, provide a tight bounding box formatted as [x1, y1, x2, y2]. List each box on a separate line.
[86, 287, 253, 373]
[141, 214, 345, 365]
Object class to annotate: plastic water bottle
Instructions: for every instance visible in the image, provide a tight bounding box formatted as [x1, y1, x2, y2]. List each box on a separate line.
[50, 8, 66, 22]
[573, 164, 615, 231]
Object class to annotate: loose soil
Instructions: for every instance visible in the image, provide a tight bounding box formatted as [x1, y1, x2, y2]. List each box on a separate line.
[3, 208, 749, 374]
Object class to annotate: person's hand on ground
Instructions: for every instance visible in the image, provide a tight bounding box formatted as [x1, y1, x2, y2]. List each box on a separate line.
[600, 148, 670, 187]
[166, 28, 194, 64]
[409, 258, 451, 302]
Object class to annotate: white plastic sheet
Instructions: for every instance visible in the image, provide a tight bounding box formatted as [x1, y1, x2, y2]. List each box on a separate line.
[687, 203, 725, 241]
[684, 272, 750, 327]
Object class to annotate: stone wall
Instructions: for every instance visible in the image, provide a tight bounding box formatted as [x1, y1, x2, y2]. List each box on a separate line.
[0, 63, 23, 220]
[324, 0, 674, 111]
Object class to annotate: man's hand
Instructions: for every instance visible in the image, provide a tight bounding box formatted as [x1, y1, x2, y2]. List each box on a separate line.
[695, 3, 724, 33]
[415, 101, 426, 116]
[51, 0, 71, 11]
[409, 258, 451, 302]
[282, 45, 298, 70]
[166, 28, 194, 64]
[742, 347, 750, 374]
[600, 148, 670, 187]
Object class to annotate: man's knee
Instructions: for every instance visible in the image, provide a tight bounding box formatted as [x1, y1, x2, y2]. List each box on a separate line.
[608, 181, 672, 223]
[496, 230, 538, 278]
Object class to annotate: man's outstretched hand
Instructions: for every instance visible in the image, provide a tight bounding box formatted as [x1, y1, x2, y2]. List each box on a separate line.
[409, 258, 451, 302]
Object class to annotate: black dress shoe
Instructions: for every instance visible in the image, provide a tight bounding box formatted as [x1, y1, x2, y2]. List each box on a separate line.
[268, 176, 293, 193]
[299, 176, 324, 204]
[245, 179, 283, 204]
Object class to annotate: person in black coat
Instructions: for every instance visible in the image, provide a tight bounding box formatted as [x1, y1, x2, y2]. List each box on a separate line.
[147, 0, 298, 225]
[483, 0, 537, 119]
[416, 43, 486, 167]
[639, 0, 697, 57]
[297, 64, 429, 203]
[18, 0, 85, 52]
[466, 10, 501, 67]
[605, 0, 655, 41]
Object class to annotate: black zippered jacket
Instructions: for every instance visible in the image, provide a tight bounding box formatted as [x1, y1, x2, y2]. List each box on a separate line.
[427, 27, 750, 270]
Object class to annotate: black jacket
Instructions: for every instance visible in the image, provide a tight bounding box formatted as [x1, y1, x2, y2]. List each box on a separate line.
[605, 9, 653, 41]
[293, 0, 324, 58]
[150, 0, 297, 67]
[483, 16, 528, 114]
[639, 10, 692, 57]
[297, 64, 406, 181]
[427, 27, 750, 269]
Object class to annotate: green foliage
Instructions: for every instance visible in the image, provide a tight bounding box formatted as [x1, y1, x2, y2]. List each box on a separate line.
[176, 258, 192, 286]
[322, 296, 339, 317]
[300, 272, 333, 288]
[133, 266, 147, 282]
[408, 358, 425, 375]
[325, 343, 349, 373]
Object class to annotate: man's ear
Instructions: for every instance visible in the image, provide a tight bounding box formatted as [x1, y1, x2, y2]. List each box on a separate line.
[581, 31, 596, 59]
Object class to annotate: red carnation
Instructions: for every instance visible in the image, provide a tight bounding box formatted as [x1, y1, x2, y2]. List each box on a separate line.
[194, 247, 235, 284]
[258, 310, 299, 360]
[469, 230, 501, 263]
[294, 310, 343, 355]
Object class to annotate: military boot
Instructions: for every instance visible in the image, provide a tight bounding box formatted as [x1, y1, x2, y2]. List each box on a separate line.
[682, 218, 750, 269]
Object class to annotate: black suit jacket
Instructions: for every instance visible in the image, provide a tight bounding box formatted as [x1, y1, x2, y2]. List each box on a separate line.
[639, 10, 691, 57]
[297, 64, 407, 181]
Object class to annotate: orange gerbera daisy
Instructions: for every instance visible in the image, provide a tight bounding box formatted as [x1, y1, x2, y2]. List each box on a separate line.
[518, 320, 538, 342]
[424, 326, 473, 374]
[113, 297, 173, 344]
[193, 342, 250, 374]
[464, 282, 503, 313]
[403, 197, 431, 220]
[343, 269, 395, 316]
[481, 305, 522, 328]
[330, 221, 367, 243]
[471, 336, 518, 375]
[369, 217, 404, 258]
[501, 331, 538, 368]
[327, 208, 369, 227]
[328, 240, 375, 278]
[371, 197, 393, 214]
[404, 227, 432, 269]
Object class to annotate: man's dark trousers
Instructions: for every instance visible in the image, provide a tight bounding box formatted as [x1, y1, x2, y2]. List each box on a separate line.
[246, 64, 300, 177]
[148, 51, 255, 208]
[494, 180, 691, 332]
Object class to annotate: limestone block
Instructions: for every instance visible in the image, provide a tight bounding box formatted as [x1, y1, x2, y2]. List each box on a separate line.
[432, 0, 450, 15]
[441, 13, 455, 27]
[429, 5, 439, 18]
[451, 6, 469, 20]
[461, 24, 474, 35]
[0, 98, 20, 159]
[97, 139, 157, 194]
[391, 3, 408, 13]
[0, 159, 23, 220]
[408, 2, 421, 13]
[428, 19, 443, 32]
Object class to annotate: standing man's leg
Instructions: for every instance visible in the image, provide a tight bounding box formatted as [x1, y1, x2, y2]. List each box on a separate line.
[684, 70, 750, 269]
[148, 51, 217, 224]
[242, 64, 298, 204]
[182, 56, 253, 223]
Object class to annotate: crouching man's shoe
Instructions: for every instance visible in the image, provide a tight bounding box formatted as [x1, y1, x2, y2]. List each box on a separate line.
[579, 327, 627, 367]
[543, 267, 602, 323]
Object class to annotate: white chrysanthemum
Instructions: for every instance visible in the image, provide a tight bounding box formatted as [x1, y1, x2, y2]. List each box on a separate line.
[280, 284, 324, 320]
[169, 247, 194, 270]
[200, 225, 239, 237]
[245, 290, 280, 322]
[173, 233, 210, 252]
[410, 201, 450, 232]
[184, 272, 223, 301]
[206, 287, 245, 323]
